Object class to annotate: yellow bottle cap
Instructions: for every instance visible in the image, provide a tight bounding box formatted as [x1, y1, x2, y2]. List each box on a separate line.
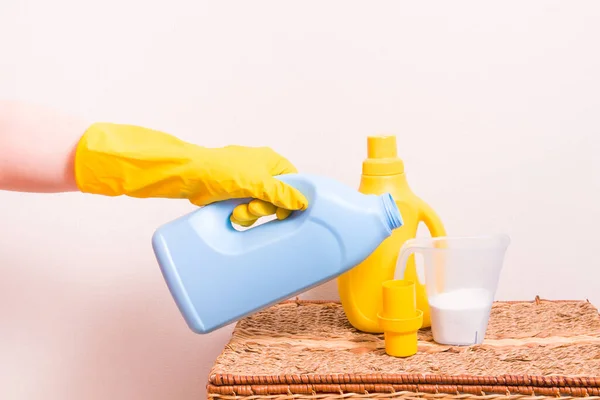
[377, 280, 423, 358]
[362, 135, 404, 176]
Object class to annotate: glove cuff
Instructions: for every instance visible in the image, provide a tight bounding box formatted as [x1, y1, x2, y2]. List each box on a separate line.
[74, 122, 205, 199]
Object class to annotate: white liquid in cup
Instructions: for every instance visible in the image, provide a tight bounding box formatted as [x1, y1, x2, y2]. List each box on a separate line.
[428, 288, 493, 346]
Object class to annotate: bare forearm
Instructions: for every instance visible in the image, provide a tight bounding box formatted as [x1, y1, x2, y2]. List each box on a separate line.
[0, 100, 89, 192]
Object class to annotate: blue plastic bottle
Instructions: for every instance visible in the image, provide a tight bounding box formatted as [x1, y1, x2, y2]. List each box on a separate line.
[152, 173, 404, 334]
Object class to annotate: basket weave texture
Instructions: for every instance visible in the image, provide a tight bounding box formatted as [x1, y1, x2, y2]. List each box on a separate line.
[208, 298, 600, 400]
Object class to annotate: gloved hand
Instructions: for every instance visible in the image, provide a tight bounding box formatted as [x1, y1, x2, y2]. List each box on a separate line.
[74, 123, 308, 226]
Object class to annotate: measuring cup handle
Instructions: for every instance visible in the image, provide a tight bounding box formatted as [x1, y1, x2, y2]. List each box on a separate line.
[395, 239, 423, 282]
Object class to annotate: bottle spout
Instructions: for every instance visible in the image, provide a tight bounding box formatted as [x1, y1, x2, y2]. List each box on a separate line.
[380, 193, 403, 231]
[368, 136, 397, 158]
[363, 135, 404, 176]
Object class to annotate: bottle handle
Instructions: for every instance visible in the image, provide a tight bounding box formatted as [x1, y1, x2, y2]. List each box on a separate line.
[190, 198, 252, 232]
[198, 174, 306, 232]
[197, 175, 308, 237]
[418, 201, 446, 237]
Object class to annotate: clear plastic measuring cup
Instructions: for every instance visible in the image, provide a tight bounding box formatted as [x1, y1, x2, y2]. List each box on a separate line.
[395, 235, 510, 346]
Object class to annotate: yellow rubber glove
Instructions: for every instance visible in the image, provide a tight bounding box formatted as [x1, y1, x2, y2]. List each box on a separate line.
[74, 123, 308, 226]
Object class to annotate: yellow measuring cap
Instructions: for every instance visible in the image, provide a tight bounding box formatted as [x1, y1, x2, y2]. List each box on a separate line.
[377, 280, 423, 357]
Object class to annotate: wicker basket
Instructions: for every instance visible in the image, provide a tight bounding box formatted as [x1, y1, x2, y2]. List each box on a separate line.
[208, 298, 600, 400]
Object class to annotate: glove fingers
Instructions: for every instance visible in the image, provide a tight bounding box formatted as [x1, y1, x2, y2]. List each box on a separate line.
[275, 208, 292, 220]
[238, 200, 295, 226]
[234, 205, 294, 226]
[230, 214, 256, 227]
[255, 178, 308, 211]
[248, 199, 277, 217]
[232, 203, 256, 222]
[230, 204, 258, 227]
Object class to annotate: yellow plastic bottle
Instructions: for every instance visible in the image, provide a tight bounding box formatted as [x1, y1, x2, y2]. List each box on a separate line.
[337, 135, 446, 332]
